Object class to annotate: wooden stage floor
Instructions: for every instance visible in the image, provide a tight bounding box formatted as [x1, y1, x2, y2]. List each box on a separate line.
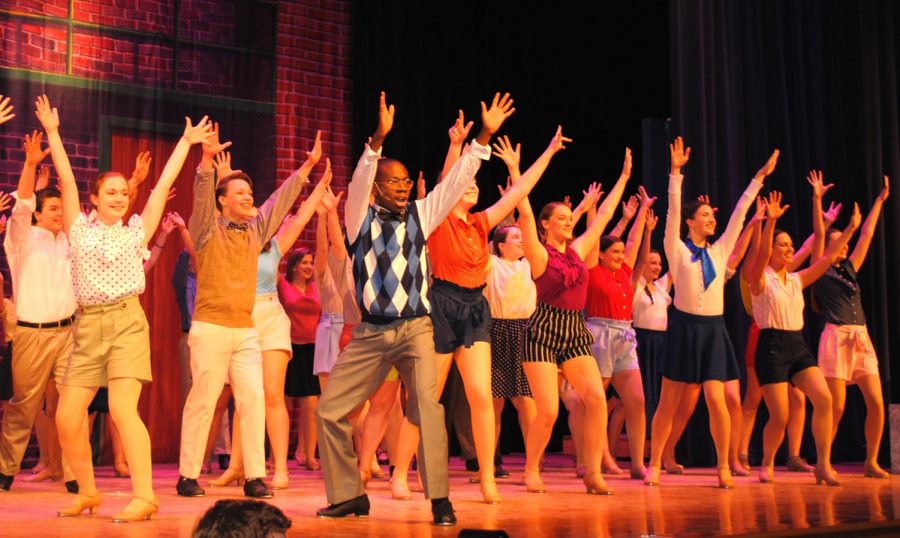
[0, 454, 898, 537]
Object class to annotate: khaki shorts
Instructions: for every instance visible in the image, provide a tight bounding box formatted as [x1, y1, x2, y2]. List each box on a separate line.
[818, 323, 879, 384]
[61, 296, 151, 387]
[252, 294, 292, 354]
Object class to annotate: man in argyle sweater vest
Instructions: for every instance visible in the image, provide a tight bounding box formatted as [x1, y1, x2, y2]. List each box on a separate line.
[315, 92, 513, 525]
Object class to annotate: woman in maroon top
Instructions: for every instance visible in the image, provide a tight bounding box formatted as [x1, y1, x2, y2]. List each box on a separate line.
[506, 142, 632, 495]
[278, 248, 322, 469]
[583, 188, 656, 480]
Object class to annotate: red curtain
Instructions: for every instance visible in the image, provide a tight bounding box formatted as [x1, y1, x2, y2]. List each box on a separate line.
[108, 129, 200, 463]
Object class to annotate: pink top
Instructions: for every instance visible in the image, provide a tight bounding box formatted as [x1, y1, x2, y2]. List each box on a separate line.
[278, 276, 321, 344]
[586, 263, 633, 320]
[535, 246, 588, 311]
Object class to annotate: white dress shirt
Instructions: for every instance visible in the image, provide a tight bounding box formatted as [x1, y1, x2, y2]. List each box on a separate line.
[4, 194, 77, 322]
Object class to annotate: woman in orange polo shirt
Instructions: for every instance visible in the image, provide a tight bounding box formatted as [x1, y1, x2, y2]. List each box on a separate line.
[388, 116, 569, 504]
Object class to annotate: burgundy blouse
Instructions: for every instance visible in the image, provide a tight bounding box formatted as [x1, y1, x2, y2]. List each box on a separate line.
[535, 245, 588, 311]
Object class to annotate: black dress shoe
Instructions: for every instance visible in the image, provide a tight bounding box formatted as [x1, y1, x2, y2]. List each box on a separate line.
[65, 480, 78, 494]
[316, 494, 370, 518]
[431, 497, 457, 526]
[176, 476, 205, 497]
[465, 458, 479, 472]
[494, 464, 510, 479]
[0, 472, 13, 491]
[244, 478, 273, 499]
[218, 454, 230, 471]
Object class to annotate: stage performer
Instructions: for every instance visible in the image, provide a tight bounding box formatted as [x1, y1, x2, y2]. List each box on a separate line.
[506, 136, 632, 496]
[645, 136, 776, 489]
[746, 189, 859, 485]
[390, 119, 568, 505]
[176, 124, 324, 500]
[314, 91, 509, 525]
[813, 174, 891, 479]
[37, 94, 213, 521]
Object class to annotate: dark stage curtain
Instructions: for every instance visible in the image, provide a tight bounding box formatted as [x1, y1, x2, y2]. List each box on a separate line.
[670, 0, 899, 466]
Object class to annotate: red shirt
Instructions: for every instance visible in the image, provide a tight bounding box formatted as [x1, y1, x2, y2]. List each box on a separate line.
[427, 210, 490, 288]
[278, 276, 321, 344]
[585, 263, 633, 320]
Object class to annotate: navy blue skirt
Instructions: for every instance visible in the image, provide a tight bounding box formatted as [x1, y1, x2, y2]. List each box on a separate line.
[662, 309, 740, 383]
[635, 327, 665, 422]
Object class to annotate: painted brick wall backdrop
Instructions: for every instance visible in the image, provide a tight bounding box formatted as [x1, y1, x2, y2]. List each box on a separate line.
[0, 0, 353, 463]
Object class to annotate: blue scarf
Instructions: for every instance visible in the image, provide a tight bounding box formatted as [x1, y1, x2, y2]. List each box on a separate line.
[683, 239, 716, 290]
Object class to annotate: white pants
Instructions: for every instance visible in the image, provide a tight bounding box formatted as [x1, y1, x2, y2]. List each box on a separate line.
[179, 321, 264, 478]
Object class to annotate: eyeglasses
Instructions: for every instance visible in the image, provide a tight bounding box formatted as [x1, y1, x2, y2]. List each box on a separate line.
[377, 177, 413, 187]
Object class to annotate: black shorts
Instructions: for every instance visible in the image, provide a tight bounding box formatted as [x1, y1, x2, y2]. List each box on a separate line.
[755, 329, 817, 385]
[429, 279, 491, 354]
[285, 343, 321, 397]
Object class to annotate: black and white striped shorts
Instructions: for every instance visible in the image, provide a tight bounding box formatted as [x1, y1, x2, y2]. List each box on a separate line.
[522, 302, 593, 365]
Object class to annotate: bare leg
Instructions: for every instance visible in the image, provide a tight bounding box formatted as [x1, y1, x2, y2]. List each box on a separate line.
[108, 415, 129, 477]
[724, 379, 745, 474]
[455, 342, 499, 501]
[522, 361, 561, 490]
[510, 396, 536, 445]
[759, 382, 789, 480]
[299, 395, 319, 467]
[786, 386, 807, 460]
[611, 369, 647, 477]
[856, 374, 887, 473]
[561, 355, 611, 493]
[825, 377, 846, 440]
[739, 367, 762, 462]
[647, 377, 687, 484]
[662, 383, 701, 470]
[792, 367, 835, 481]
[56, 385, 98, 500]
[559, 379, 586, 474]
[702, 380, 733, 485]
[108, 378, 154, 508]
[262, 350, 291, 485]
[356, 379, 401, 481]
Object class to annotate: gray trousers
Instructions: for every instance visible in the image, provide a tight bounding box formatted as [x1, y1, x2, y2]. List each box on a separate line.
[316, 316, 448, 504]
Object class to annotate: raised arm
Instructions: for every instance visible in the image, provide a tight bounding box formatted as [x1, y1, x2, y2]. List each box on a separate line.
[718, 150, 778, 254]
[127, 151, 152, 213]
[747, 191, 789, 295]
[272, 155, 332, 255]
[484, 126, 570, 228]
[16, 131, 51, 201]
[727, 195, 766, 273]
[632, 209, 657, 291]
[610, 195, 638, 239]
[313, 205, 329, 278]
[663, 136, 691, 267]
[346, 92, 392, 242]
[255, 131, 323, 244]
[417, 92, 513, 237]
[439, 110, 473, 181]
[623, 186, 656, 269]
[141, 116, 213, 245]
[798, 199, 841, 268]
[798, 203, 862, 288]
[848, 175, 889, 271]
[144, 212, 177, 274]
[323, 186, 347, 261]
[571, 147, 632, 259]
[188, 122, 232, 249]
[167, 211, 197, 269]
[34, 95, 81, 234]
[0, 95, 15, 125]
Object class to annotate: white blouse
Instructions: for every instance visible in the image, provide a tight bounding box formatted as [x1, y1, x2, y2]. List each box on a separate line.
[69, 213, 149, 306]
[664, 173, 763, 316]
[632, 273, 671, 331]
[484, 255, 537, 320]
[750, 267, 805, 331]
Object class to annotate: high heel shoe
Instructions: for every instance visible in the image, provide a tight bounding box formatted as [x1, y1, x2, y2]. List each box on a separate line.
[717, 467, 735, 489]
[389, 476, 412, 500]
[114, 462, 131, 478]
[865, 461, 890, 479]
[575, 464, 587, 478]
[270, 470, 289, 490]
[208, 468, 245, 487]
[814, 466, 841, 487]
[644, 465, 661, 486]
[758, 466, 774, 483]
[523, 472, 546, 494]
[305, 459, 321, 471]
[24, 468, 61, 483]
[630, 465, 648, 480]
[738, 453, 751, 470]
[480, 479, 502, 504]
[111, 496, 158, 523]
[602, 462, 624, 475]
[663, 459, 684, 475]
[730, 462, 750, 477]
[786, 455, 814, 473]
[583, 473, 614, 495]
[58, 493, 102, 517]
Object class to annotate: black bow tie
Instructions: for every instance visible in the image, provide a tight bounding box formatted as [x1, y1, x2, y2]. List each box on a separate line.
[227, 221, 249, 232]
[376, 208, 404, 222]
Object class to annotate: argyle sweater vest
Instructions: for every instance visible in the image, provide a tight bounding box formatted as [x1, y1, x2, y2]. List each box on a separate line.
[349, 202, 429, 319]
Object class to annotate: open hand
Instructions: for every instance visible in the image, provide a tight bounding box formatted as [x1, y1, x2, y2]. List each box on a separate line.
[754, 149, 780, 182]
[34, 95, 59, 133]
[183, 115, 215, 146]
[36, 165, 51, 191]
[480, 92, 515, 135]
[751, 195, 767, 222]
[303, 130, 323, 169]
[646, 208, 659, 232]
[202, 122, 233, 157]
[0, 95, 15, 125]
[669, 136, 690, 172]
[806, 169, 834, 198]
[23, 131, 51, 165]
[621, 195, 639, 220]
[214, 151, 242, 179]
[823, 201, 842, 227]
[132, 150, 152, 184]
[491, 135, 521, 173]
[765, 191, 790, 219]
[0, 192, 12, 213]
[374, 91, 395, 139]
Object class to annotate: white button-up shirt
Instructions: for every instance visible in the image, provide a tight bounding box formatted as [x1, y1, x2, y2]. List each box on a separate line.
[4, 194, 77, 323]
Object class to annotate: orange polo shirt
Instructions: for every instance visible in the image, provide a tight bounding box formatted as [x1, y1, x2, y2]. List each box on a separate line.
[427, 210, 490, 289]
